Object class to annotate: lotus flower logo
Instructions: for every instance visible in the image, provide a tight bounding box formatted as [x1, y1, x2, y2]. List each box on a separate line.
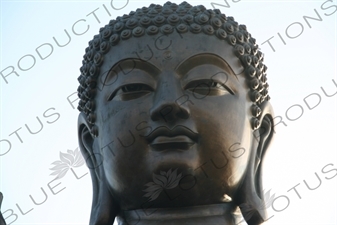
[49, 148, 85, 179]
[143, 168, 183, 201]
[238, 189, 276, 224]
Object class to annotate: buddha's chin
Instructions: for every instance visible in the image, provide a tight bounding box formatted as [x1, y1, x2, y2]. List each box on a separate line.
[120, 183, 234, 210]
[124, 168, 235, 209]
[116, 171, 237, 210]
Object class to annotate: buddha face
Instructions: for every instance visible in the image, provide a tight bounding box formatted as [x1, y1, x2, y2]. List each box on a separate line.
[87, 31, 258, 210]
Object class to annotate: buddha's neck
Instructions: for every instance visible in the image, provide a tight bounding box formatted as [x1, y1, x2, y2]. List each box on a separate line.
[116, 203, 240, 225]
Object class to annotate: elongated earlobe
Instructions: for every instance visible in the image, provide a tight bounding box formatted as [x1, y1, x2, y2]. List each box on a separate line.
[0, 192, 7, 225]
[78, 112, 119, 224]
[235, 102, 274, 225]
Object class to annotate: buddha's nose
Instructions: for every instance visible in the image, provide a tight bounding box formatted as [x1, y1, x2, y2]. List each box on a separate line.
[150, 75, 190, 123]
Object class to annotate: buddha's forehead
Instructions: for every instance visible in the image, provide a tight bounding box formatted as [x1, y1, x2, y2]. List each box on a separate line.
[100, 32, 244, 76]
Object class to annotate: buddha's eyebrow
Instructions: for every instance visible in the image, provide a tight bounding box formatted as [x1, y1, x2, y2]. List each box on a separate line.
[103, 58, 161, 84]
[175, 53, 237, 79]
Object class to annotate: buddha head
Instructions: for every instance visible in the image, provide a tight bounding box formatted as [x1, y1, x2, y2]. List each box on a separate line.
[77, 1, 274, 224]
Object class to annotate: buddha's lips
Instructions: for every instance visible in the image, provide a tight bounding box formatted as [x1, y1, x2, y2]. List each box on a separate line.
[145, 125, 199, 144]
[150, 135, 195, 151]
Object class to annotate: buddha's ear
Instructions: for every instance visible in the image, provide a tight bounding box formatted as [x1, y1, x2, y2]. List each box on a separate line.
[78, 113, 97, 174]
[236, 101, 275, 225]
[78, 113, 118, 225]
[254, 101, 275, 198]
[0, 192, 7, 225]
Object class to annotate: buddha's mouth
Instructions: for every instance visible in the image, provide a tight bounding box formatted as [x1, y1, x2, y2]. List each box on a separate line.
[146, 125, 199, 143]
[150, 135, 195, 151]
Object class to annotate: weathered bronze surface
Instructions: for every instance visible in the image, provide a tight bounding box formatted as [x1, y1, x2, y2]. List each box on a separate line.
[0, 2, 274, 225]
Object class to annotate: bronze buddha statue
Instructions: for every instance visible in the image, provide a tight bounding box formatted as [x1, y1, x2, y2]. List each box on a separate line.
[0, 2, 274, 225]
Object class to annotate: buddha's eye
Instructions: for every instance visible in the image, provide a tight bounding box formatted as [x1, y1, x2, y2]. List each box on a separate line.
[108, 83, 153, 101]
[121, 84, 151, 92]
[185, 79, 234, 96]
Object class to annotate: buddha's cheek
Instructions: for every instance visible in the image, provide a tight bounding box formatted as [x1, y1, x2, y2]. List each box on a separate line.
[98, 107, 152, 193]
[187, 92, 251, 191]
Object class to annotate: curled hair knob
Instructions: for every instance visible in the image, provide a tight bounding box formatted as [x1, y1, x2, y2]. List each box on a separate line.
[167, 14, 180, 25]
[125, 18, 138, 29]
[87, 113, 96, 124]
[90, 125, 99, 137]
[250, 78, 259, 90]
[140, 16, 152, 27]
[146, 25, 159, 35]
[120, 29, 132, 40]
[196, 13, 209, 24]
[245, 65, 256, 79]
[85, 77, 97, 88]
[203, 25, 215, 35]
[161, 24, 174, 34]
[227, 35, 236, 45]
[84, 89, 96, 100]
[251, 104, 262, 117]
[176, 24, 188, 33]
[132, 26, 145, 37]
[235, 45, 245, 56]
[190, 23, 202, 33]
[250, 90, 261, 103]
[100, 41, 110, 54]
[210, 17, 222, 28]
[251, 117, 260, 130]
[109, 34, 120, 46]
